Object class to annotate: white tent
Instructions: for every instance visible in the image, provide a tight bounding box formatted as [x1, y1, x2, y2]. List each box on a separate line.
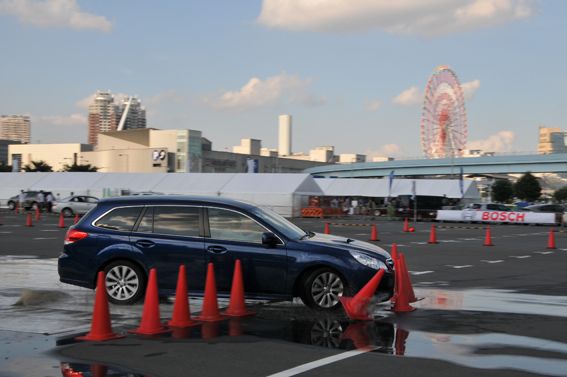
[0, 173, 323, 217]
[314, 178, 480, 199]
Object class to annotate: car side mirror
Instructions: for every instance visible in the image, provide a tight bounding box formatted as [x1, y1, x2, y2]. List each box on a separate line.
[262, 232, 280, 247]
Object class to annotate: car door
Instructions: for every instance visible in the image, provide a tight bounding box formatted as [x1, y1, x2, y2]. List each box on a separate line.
[130, 205, 207, 292]
[204, 206, 288, 297]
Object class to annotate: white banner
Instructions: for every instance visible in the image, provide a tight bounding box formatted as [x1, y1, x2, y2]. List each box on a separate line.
[436, 210, 556, 225]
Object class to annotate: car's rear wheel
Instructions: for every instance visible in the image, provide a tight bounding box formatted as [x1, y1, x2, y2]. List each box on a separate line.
[7, 201, 15, 210]
[62, 207, 74, 217]
[103, 260, 146, 305]
[301, 268, 346, 311]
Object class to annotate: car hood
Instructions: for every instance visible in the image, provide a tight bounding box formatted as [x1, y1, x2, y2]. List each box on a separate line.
[301, 232, 391, 260]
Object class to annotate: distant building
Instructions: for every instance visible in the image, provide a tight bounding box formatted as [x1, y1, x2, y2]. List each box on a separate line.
[233, 138, 262, 155]
[339, 154, 366, 163]
[278, 114, 292, 156]
[538, 126, 567, 154]
[88, 91, 147, 145]
[8, 143, 93, 171]
[0, 115, 30, 144]
[0, 139, 21, 165]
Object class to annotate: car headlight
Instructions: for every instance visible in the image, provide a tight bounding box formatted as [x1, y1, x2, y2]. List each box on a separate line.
[349, 250, 385, 270]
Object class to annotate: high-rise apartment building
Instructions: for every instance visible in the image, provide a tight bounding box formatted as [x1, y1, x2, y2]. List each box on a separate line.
[538, 126, 567, 154]
[0, 115, 31, 144]
[88, 91, 118, 145]
[88, 91, 147, 145]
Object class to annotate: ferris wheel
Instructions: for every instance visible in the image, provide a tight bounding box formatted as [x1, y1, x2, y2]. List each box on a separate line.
[420, 66, 468, 158]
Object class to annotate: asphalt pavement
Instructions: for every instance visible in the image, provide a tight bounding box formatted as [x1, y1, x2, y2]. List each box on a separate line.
[1, 210, 566, 377]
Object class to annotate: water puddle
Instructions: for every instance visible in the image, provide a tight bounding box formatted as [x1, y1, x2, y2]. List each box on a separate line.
[60, 362, 149, 377]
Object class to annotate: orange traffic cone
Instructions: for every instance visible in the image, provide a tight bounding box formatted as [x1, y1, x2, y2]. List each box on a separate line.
[547, 228, 556, 250]
[483, 225, 494, 246]
[14, 202, 19, 215]
[391, 258, 415, 313]
[324, 222, 330, 234]
[168, 265, 199, 328]
[201, 321, 220, 340]
[35, 207, 41, 221]
[25, 213, 33, 227]
[58, 212, 65, 228]
[340, 269, 385, 321]
[399, 253, 417, 303]
[74, 214, 80, 224]
[228, 318, 244, 337]
[428, 224, 438, 244]
[130, 268, 170, 335]
[76, 271, 124, 341]
[390, 243, 399, 261]
[403, 218, 409, 232]
[369, 224, 379, 241]
[195, 263, 224, 322]
[224, 260, 255, 317]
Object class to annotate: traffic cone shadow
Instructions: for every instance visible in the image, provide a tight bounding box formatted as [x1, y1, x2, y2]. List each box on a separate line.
[195, 263, 225, 322]
[484, 225, 494, 246]
[369, 224, 379, 241]
[168, 265, 200, 328]
[228, 318, 244, 337]
[394, 327, 410, 355]
[90, 364, 108, 377]
[201, 321, 220, 340]
[130, 268, 170, 336]
[548, 228, 557, 250]
[76, 271, 124, 341]
[340, 269, 385, 321]
[224, 259, 255, 317]
[341, 321, 372, 350]
[428, 224, 438, 244]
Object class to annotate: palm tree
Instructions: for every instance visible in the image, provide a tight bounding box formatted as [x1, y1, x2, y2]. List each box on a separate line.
[23, 160, 53, 172]
[62, 163, 99, 172]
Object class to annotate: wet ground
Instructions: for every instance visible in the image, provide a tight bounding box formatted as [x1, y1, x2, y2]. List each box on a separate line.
[1, 210, 566, 376]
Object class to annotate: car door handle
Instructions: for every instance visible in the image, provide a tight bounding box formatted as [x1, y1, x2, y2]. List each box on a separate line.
[207, 245, 227, 254]
[135, 240, 155, 248]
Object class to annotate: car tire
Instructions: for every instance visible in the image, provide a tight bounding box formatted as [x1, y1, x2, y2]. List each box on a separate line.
[103, 260, 146, 305]
[7, 201, 15, 210]
[300, 268, 347, 311]
[62, 208, 74, 217]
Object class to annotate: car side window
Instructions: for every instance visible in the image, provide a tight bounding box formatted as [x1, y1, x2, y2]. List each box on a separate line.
[207, 208, 265, 244]
[153, 206, 200, 237]
[94, 207, 142, 231]
[487, 204, 498, 210]
[137, 207, 154, 233]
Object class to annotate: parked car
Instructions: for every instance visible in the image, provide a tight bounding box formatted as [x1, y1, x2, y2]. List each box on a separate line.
[52, 195, 99, 217]
[463, 203, 511, 212]
[7, 190, 54, 211]
[58, 196, 395, 310]
[522, 203, 565, 225]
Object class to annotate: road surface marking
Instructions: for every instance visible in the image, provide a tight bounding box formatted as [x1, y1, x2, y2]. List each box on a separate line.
[411, 242, 428, 245]
[510, 255, 531, 259]
[480, 259, 504, 264]
[439, 240, 460, 243]
[446, 265, 473, 269]
[0, 231, 12, 234]
[460, 238, 481, 241]
[33, 237, 57, 240]
[41, 229, 61, 232]
[534, 251, 554, 255]
[266, 348, 377, 377]
[409, 271, 434, 275]
[387, 244, 408, 247]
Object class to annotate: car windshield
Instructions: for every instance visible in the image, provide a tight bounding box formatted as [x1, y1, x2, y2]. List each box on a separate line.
[251, 207, 307, 240]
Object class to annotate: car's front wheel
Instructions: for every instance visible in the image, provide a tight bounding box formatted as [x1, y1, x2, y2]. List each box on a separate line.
[61, 207, 74, 217]
[301, 268, 346, 311]
[103, 260, 146, 305]
[7, 201, 15, 210]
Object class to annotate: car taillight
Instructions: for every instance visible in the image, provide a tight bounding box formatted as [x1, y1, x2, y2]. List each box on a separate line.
[65, 228, 89, 245]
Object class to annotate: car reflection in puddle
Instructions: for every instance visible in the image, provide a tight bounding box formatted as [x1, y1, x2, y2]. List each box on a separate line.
[61, 362, 148, 377]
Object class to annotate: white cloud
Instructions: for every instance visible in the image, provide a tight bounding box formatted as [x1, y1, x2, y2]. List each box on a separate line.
[366, 144, 402, 159]
[365, 99, 382, 111]
[393, 86, 422, 106]
[204, 73, 326, 110]
[461, 79, 481, 100]
[38, 113, 87, 126]
[258, 0, 535, 36]
[0, 0, 112, 32]
[468, 130, 515, 152]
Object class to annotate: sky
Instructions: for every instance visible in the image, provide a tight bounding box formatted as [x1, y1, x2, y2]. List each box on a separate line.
[0, 0, 565, 159]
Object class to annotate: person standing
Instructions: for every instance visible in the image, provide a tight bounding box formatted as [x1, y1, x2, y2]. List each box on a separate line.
[18, 190, 25, 212]
[37, 190, 45, 212]
[45, 192, 54, 213]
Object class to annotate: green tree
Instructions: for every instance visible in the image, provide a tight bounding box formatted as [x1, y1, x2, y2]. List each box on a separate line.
[553, 186, 567, 203]
[492, 179, 514, 203]
[513, 172, 541, 202]
[23, 160, 53, 172]
[62, 163, 98, 172]
[0, 163, 12, 172]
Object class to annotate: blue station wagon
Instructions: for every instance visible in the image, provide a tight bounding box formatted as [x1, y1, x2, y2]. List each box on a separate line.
[58, 196, 395, 310]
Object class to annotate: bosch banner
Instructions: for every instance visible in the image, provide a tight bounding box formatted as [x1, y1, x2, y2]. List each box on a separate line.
[436, 210, 556, 225]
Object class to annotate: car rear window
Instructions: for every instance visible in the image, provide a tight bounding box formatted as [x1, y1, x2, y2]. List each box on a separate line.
[94, 207, 143, 231]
